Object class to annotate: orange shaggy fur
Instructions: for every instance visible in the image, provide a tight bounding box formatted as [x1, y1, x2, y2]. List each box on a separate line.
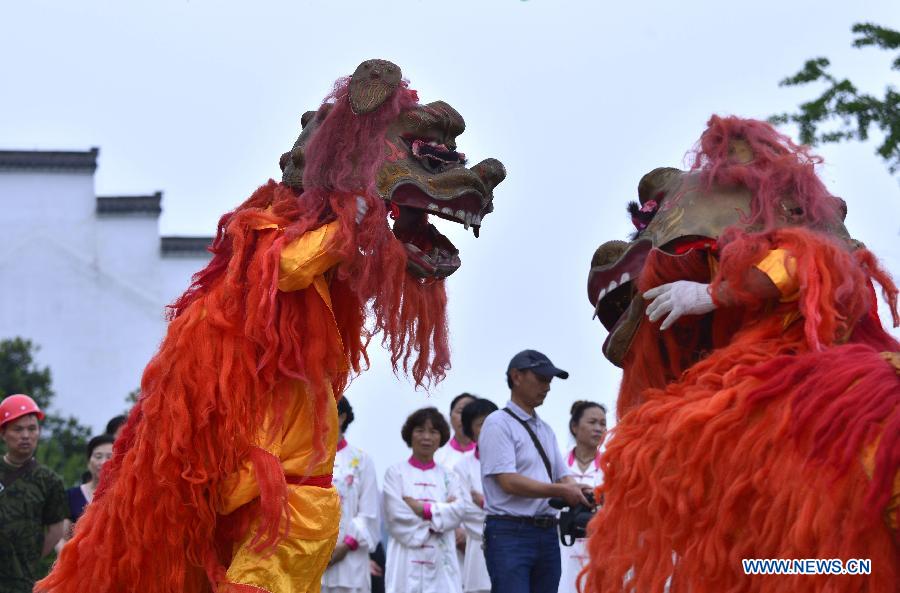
[582, 228, 899, 593]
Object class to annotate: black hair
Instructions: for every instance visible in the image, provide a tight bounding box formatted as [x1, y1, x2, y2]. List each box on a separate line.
[401, 407, 450, 448]
[506, 368, 539, 390]
[449, 392, 476, 415]
[337, 396, 355, 433]
[569, 400, 607, 437]
[86, 433, 116, 458]
[105, 415, 127, 436]
[461, 398, 498, 440]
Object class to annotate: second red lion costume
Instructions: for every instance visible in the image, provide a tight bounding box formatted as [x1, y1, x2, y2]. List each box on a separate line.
[585, 116, 898, 592]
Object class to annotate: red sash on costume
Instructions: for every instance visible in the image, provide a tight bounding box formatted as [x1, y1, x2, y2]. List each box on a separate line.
[286, 474, 333, 488]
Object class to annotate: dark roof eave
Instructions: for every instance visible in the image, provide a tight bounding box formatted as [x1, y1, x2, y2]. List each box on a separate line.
[0, 148, 99, 172]
[160, 236, 214, 257]
[96, 192, 162, 216]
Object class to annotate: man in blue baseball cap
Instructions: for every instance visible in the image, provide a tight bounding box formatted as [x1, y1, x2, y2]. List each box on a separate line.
[506, 349, 570, 380]
[478, 349, 593, 593]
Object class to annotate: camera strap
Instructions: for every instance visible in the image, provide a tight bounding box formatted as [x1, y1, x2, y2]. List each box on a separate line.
[503, 408, 553, 481]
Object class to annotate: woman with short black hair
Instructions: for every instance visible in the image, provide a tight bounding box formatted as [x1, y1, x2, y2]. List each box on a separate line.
[434, 393, 477, 575]
[384, 407, 465, 593]
[322, 396, 379, 593]
[434, 393, 477, 470]
[454, 398, 498, 593]
[60, 433, 115, 547]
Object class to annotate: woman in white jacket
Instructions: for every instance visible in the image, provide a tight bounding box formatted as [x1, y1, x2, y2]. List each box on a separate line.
[558, 401, 607, 593]
[453, 398, 498, 593]
[434, 392, 477, 577]
[434, 393, 477, 470]
[322, 396, 380, 593]
[384, 407, 466, 593]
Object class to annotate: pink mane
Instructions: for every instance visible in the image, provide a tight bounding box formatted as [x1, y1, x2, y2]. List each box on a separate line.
[689, 115, 842, 230]
[303, 76, 419, 193]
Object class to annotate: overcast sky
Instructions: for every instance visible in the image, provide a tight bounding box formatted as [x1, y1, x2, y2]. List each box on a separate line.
[3, 1, 899, 477]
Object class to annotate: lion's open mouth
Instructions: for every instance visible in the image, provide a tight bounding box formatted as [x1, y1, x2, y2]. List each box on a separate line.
[389, 183, 486, 279]
[588, 236, 720, 365]
[589, 240, 651, 329]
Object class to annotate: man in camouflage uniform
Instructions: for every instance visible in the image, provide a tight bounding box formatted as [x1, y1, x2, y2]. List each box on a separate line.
[0, 394, 68, 593]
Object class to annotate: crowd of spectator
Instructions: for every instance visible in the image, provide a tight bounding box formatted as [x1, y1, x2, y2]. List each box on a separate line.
[329, 349, 608, 593]
[0, 348, 607, 593]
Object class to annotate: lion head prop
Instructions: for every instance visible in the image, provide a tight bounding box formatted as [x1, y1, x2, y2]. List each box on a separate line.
[175, 59, 506, 387]
[280, 59, 506, 280]
[586, 116, 861, 414]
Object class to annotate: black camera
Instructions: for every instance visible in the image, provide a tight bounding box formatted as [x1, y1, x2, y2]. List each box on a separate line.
[549, 492, 597, 546]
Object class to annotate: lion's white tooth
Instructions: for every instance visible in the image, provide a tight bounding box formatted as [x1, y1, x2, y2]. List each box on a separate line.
[441, 207, 453, 216]
[608, 280, 618, 292]
[456, 209, 466, 221]
[473, 214, 482, 225]
[427, 203, 439, 211]
[598, 288, 607, 301]
[620, 272, 630, 284]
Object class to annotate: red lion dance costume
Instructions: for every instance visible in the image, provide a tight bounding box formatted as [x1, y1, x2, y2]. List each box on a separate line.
[36, 60, 505, 593]
[584, 116, 898, 592]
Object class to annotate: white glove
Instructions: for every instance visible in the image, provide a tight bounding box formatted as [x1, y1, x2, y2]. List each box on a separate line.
[355, 195, 369, 224]
[643, 280, 716, 331]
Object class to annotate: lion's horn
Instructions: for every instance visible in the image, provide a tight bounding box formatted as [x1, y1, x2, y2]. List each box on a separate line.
[349, 59, 402, 115]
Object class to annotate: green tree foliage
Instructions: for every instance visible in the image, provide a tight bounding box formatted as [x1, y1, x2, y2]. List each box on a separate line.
[771, 23, 900, 174]
[0, 337, 92, 487]
[0, 337, 53, 409]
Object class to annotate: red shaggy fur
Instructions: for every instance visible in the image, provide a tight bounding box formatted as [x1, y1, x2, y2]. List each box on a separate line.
[37, 78, 450, 593]
[583, 228, 899, 593]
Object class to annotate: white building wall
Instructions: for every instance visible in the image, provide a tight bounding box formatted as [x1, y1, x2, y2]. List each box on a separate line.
[96, 214, 163, 301]
[0, 170, 97, 263]
[161, 257, 205, 307]
[0, 151, 211, 432]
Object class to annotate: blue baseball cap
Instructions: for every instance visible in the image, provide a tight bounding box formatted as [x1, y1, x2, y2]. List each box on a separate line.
[506, 349, 569, 380]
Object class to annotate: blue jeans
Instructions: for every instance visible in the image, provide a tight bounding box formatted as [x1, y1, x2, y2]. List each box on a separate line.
[483, 517, 561, 593]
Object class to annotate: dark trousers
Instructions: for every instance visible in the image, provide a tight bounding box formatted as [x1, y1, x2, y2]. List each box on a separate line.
[483, 517, 561, 593]
[370, 542, 385, 593]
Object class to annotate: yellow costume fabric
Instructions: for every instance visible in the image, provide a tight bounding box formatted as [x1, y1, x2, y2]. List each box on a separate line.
[220, 222, 344, 593]
[755, 248, 799, 301]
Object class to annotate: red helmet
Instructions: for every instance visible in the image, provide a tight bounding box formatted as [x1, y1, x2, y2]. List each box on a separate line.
[0, 394, 45, 428]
